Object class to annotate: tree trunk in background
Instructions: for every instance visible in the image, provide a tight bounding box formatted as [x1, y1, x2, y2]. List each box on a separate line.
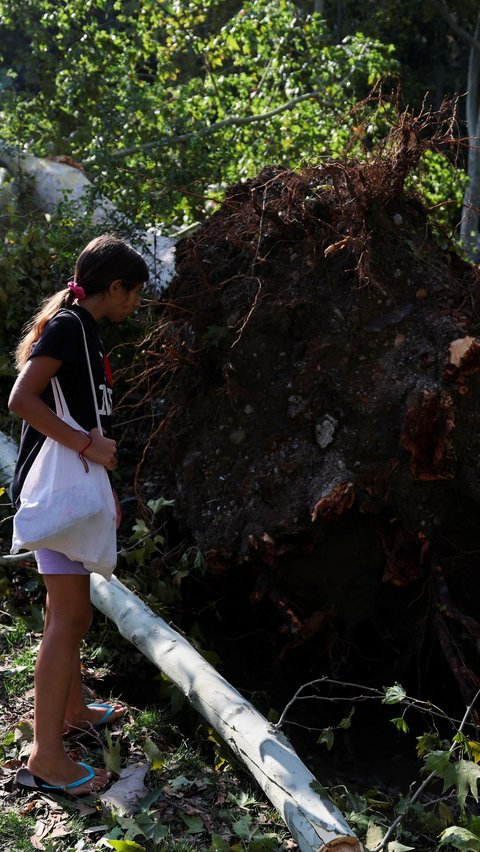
[460, 12, 480, 257]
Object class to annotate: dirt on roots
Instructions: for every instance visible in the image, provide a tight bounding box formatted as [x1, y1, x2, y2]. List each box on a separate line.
[135, 106, 480, 707]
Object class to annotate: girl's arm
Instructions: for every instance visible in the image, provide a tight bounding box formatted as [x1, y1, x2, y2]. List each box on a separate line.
[9, 356, 117, 469]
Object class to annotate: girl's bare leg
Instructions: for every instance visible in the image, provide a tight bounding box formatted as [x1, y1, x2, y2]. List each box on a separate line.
[64, 647, 125, 730]
[44, 591, 125, 731]
[27, 575, 110, 793]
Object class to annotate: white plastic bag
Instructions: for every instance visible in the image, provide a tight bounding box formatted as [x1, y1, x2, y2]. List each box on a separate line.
[11, 377, 117, 580]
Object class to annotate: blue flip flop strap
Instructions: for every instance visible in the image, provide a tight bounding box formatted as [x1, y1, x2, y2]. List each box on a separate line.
[37, 761, 95, 790]
[87, 702, 116, 726]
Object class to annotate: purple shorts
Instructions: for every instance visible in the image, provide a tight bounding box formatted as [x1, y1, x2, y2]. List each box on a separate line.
[35, 549, 90, 576]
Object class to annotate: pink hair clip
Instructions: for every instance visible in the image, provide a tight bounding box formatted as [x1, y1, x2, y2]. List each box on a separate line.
[67, 280, 86, 300]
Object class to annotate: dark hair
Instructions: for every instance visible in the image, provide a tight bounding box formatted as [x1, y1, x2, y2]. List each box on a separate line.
[73, 234, 149, 298]
[15, 234, 149, 369]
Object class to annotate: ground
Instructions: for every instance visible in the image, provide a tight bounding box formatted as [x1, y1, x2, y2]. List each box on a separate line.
[0, 571, 296, 852]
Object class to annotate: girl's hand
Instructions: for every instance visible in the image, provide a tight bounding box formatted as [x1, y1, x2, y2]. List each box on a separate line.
[83, 427, 117, 469]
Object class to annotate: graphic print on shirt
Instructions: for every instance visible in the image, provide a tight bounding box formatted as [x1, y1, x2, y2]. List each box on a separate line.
[98, 383, 113, 416]
[98, 351, 113, 416]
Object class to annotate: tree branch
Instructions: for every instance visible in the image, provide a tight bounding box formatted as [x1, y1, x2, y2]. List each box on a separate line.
[0, 552, 34, 565]
[85, 92, 320, 163]
[429, 0, 480, 53]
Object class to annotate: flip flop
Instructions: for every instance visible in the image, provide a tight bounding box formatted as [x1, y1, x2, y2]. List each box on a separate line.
[16, 761, 103, 798]
[87, 702, 126, 728]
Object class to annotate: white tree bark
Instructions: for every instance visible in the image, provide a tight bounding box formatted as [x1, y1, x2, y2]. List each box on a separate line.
[0, 431, 18, 499]
[430, 2, 480, 258]
[460, 12, 480, 257]
[0, 140, 176, 293]
[90, 573, 363, 852]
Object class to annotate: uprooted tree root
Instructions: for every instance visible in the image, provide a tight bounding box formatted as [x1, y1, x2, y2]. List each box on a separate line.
[129, 104, 480, 702]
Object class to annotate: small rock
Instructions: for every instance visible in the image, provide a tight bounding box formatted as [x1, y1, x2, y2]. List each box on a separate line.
[315, 415, 338, 448]
[244, 404, 254, 415]
[230, 429, 246, 445]
[392, 213, 403, 225]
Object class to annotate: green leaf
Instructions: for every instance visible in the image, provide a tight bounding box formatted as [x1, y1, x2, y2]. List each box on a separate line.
[317, 727, 335, 750]
[132, 519, 150, 537]
[450, 760, 480, 810]
[423, 749, 452, 778]
[439, 826, 480, 850]
[338, 707, 355, 729]
[426, 754, 480, 811]
[416, 731, 440, 757]
[147, 497, 175, 514]
[103, 728, 122, 775]
[14, 721, 33, 742]
[169, 774, 195, 791]
[138, 786, 164, 811]
[232, 814, 253, 841]
[438, 800, 454, 826]
[391, 716, 409, 734]
[387, 843, 415, 852]
[469, 741, 480, 764]
[249, 836, 281, 851]
[365, 822, 385, 849]
[143, 736, 164, 770]
[382, 684, 407, 704]
[210, 834, 231, 852]
[106, 841, 147, 852]
[180, 813, 204, 833]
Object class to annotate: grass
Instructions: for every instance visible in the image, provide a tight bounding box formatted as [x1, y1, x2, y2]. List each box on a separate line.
[0, 812, 36, 852]
[0, 574, 294, 852]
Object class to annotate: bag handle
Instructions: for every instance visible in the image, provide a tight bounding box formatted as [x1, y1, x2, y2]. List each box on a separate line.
[58, 310, 103, 431]
[51, 375, 67, 417]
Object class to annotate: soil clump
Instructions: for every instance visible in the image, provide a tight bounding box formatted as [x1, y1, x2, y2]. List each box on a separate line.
[137, 108, 480, 711]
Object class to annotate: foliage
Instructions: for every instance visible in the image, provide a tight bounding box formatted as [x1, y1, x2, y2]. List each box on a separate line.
[408, 149, 468, 238]
[0, 0, 398, 229]
[277, 677, 480, 850]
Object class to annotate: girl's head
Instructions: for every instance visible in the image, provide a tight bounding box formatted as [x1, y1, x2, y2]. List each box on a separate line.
[15, 234, 149, 370]
[67, 234, 149, 304]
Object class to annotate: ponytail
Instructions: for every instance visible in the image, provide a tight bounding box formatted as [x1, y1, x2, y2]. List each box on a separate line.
[14, 233, 148, 371]
[15, 288, 75, 371]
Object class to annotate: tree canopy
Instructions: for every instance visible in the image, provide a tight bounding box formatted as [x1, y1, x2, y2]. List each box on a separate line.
[0, 0, 398, 226]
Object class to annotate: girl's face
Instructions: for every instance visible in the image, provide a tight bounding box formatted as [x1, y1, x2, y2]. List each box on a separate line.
[105, 281, 143, 322]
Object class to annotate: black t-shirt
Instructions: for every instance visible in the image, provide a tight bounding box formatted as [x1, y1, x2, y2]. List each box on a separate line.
[12, 306, 113, 506]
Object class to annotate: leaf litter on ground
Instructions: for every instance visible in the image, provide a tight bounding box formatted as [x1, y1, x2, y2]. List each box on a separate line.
[1, 650, 294, 851]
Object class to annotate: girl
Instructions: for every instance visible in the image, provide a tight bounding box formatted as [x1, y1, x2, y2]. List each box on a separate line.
[9, 234, 148, 796]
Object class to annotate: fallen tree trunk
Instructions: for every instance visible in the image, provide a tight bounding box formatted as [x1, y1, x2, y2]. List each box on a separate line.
[90, 573, 363, 852]
[0, 431, 17, 498]
[0, 139, 176, 293]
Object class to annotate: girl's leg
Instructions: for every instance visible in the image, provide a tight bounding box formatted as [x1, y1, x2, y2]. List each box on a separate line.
[44, 591, 125, 731]
[64, 647, 126, 730]
[28, 574, 110, 793]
